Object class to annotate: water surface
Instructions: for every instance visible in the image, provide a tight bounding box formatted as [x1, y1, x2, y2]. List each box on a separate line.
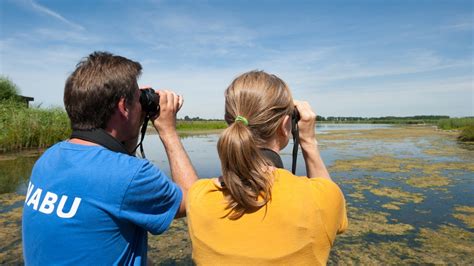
[1, 124, 473, 264]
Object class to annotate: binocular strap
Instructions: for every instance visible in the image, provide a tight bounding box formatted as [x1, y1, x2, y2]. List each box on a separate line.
[260, 148, 284, 169]
[71, 129, 132, 156]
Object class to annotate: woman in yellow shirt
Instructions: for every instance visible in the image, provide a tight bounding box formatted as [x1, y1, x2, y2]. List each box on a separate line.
[186, 70, 348, 265]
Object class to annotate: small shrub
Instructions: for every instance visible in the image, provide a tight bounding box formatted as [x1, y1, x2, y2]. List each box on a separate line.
[458, 125, 474, 142]
[0, 76, 21, 102]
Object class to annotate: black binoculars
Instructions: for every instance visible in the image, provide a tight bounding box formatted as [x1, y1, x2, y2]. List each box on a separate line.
[139, 88, 160, 118]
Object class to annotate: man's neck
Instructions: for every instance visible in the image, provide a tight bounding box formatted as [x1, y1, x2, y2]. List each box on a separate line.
[69, 128, 133, 155]
[69, 138, 99, 146]
[69, 127, 118, 146]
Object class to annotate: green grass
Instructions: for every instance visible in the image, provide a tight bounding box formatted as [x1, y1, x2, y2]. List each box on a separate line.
[436, 117, 474, 142]
[176, 120, 227, 131]
[437, 117, 474, 130]
[0, 100, 71, 152]
[458, 125, 474, 142]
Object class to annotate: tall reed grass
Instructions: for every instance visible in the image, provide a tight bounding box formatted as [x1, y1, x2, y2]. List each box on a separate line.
[458, 125, 474, 142]
[437, 117, 474, 130]
[176, 120, 227, 131]
[0, 101, 71, 152]
[437, 117, 474, 142]
[0, 102, 227, 152]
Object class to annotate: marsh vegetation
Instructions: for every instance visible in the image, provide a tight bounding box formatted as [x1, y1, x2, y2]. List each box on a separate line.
[1, 125, 472, 264]
[0, 101, 71, 153]
[437, 117, 474, 130]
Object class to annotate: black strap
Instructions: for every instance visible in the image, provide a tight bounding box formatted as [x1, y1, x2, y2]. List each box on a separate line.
[133, 116, 150, 158]
[291, 111, 300, 174]
[260, 148, 284, 168]
[71, 128, 132, 156]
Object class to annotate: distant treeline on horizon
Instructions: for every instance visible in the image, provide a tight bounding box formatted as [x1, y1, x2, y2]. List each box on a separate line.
[179, 115, 472, 124]
[316, 115, 452, 124]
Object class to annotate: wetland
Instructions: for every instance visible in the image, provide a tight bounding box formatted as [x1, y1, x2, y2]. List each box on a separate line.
[1, 125, 473, 264]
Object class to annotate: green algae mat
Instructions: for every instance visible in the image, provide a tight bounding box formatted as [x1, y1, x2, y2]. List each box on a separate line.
[1, 126, 473, 264]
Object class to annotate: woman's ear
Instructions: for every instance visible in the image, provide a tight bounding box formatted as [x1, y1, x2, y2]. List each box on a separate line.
[279, 115, 291, 139]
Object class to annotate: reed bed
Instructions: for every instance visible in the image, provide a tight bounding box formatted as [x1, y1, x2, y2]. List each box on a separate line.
[0, 102, 227, 152]
[458, 125, 474, 142]
[176, 120, 227, 131]
[437, 117, 474, 130]
[0, 101, 71, 152]
[437, 117, 474, 142]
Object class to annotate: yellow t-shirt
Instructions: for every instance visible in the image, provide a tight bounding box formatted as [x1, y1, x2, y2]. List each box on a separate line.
[186, 168, 348, 265]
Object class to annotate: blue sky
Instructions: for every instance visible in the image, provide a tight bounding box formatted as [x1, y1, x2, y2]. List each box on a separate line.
[1, 0, 472, 118]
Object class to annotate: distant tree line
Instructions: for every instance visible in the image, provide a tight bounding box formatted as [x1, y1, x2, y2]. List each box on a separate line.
[181, 116, 223, 121]
[180, 115, 453, 124]
[316, 115, 450, 124]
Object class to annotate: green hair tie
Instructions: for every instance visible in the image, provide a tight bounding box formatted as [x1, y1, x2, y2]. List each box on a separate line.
[235, 115, 249, 126]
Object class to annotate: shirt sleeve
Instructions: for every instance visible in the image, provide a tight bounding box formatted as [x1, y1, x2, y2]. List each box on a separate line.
[119, 160, 183, 235]
[310, 178, 348, 244]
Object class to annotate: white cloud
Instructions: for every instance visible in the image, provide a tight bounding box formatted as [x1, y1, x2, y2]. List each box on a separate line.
[34, 28, 98, 43]
[136, 12, 257, 58]
[27, 0, 85, 31]
[139, 65, 241, 119]
[2, 1, 472, 117]
[306, 75, 473, 117]
[259, 48, 472, 92]
[441, 19, 474, 32]
[0, 37, 89, 107]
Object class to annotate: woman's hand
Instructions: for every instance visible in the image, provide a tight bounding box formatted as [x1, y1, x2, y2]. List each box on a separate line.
[294, 100, 330, 179]
[294, 100, 317, 145]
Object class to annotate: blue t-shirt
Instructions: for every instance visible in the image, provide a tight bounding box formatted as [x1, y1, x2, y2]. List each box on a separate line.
[22, 141, 183, 265]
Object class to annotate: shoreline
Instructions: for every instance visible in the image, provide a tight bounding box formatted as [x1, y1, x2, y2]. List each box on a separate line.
[146, 126, 224, 136]
[0, 128, 225, 158]
[0, 124, 468, 156]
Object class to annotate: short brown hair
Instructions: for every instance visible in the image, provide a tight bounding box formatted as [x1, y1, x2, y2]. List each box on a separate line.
[64, 51, 142, 130]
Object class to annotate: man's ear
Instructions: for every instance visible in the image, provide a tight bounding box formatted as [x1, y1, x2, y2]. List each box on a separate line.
[117, 97, 129, 118]
[279, 115, 291, 138]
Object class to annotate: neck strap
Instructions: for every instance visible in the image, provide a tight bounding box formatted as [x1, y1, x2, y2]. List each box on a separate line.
[260, 148, 284, 169]
[70, 128, 132, 156]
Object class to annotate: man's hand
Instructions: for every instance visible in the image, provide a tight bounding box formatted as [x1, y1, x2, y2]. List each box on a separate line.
[151, 90, 183, 137]
[141, 88, 196, 217]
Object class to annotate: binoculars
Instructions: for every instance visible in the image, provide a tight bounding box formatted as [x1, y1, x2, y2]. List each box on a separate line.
[140, 88, 160, 118]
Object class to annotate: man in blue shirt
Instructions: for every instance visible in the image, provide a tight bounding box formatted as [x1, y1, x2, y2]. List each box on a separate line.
[22, 51, 198, 265]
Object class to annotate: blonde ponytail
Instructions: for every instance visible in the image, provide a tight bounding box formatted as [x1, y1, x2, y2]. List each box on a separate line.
[218, 121, 272, 219]
[217, 70, 293, 219]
